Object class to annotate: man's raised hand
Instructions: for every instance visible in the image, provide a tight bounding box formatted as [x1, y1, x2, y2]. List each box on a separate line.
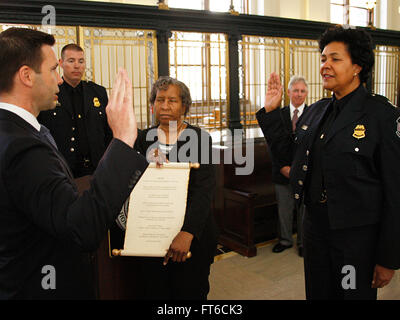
[106, 69, 137, 148]
[264, 72, 283, 112]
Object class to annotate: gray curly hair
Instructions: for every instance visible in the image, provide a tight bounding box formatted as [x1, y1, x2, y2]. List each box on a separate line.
[149, 76, 192, 116]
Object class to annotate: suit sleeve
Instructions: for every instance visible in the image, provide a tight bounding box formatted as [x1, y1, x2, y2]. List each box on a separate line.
[256, 107, 293, 170]
[256, 107, 286, 144]
[376, 106, 400, 269]
[181, 131, 216, 241]
[3, 138, 148, 252]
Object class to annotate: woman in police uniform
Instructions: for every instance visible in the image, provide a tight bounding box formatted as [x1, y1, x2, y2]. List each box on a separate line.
[257, 26, 400, 300]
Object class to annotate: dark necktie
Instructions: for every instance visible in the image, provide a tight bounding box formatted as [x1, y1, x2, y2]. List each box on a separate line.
[292, 109, 299, 132]
[40, 125, 58, 150]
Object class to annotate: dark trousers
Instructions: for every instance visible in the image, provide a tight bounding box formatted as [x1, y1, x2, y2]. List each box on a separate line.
[138, 239, 214, 300]
[303, 202, 378, 300]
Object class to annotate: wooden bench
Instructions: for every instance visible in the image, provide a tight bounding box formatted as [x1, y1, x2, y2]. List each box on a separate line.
[212, 138, 278, 257]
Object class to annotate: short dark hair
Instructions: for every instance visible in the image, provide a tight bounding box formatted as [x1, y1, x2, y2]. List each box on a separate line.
[0, 27, 55, 94]
[60, 43, 84, 60]
[319, 25, 375, 84]
[149, 76, 192, 116]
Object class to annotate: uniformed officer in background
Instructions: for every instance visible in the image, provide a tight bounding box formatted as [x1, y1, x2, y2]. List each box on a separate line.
[257, 26, 400, 300]
[38, 44, 112, 180]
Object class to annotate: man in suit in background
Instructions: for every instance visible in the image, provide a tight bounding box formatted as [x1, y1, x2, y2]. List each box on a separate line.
[257, 75, 308, 257]
[0, 27, 147, 299]
[38, 44, 112, 179]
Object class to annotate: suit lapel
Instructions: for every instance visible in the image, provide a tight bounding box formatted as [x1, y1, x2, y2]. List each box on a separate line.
[324, 86, 367, 144]
[305, 101, 332, 148]
[0, 110, 75, 180]
[280, 106, 292, 134]
[34, 129, 75, 180]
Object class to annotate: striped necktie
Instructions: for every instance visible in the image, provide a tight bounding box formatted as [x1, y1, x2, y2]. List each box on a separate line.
[292, 108, 299, 132]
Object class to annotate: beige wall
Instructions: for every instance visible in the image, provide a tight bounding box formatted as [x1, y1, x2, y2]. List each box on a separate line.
[279, 0, 304, 20]
[387, 0, 400, 31]
[259, 0, 330, 23]
[305, 0, 330, 23]
[263, 0, 279, 17]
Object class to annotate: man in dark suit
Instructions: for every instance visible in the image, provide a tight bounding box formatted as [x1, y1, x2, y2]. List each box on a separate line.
[0, 28, 147, 299]
[37, 45, 113, 298]
[38, 44, 112, 179]
[259, 75, 308, 257]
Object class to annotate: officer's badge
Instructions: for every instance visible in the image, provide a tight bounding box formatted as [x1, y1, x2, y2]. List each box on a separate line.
[396, 117, 400, 138]
[93, 97, 101, 107]
[353, 124, 366, 139]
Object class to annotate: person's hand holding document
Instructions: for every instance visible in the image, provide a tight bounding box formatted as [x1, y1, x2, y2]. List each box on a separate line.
[163, 231, 193, 265]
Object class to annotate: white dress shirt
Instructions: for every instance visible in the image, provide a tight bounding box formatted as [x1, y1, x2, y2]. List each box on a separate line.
[0, 102, 40, 131]
[289, 102, 305, 120]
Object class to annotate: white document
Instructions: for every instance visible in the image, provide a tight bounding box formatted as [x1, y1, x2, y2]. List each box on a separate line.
[118, 162, 192, 257]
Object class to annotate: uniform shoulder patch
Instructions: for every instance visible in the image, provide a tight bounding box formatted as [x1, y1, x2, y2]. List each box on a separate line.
[370, 93, 397, 109]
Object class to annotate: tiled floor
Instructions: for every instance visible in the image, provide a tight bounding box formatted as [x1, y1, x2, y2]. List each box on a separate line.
[209, 240, 400, 300]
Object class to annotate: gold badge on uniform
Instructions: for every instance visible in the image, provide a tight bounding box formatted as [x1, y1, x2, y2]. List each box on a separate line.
[93, 97, 101, 107]
[353, 124, 366, 139]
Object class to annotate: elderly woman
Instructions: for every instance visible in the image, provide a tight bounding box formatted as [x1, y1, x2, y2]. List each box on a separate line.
[133, 76, 218, 300]
[257, 26, 400, 300]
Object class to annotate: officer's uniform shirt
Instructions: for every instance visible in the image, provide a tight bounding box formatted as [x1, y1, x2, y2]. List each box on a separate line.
[258, 83, 400, 299]
[63, 81, 94, 177]
[305, 88, 358, 206]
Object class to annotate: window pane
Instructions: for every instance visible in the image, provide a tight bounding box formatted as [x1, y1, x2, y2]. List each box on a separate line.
[350, 0, 368, 8]
[349, 7, 368, 26]
[169, 31, 228, 130]
[168, 0, 203, 10]
[331, 4, 345, 24]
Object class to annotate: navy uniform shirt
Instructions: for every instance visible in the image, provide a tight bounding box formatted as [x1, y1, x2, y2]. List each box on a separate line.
[305, 88, 358, 205]
[38, 80, 112, 178]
